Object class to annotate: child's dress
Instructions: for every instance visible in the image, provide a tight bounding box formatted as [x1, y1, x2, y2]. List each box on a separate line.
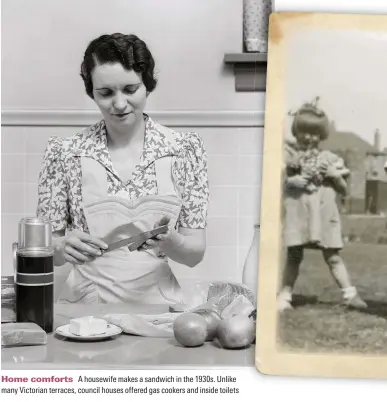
[283, 140, 348, 249]
[298, 148, 324, 244]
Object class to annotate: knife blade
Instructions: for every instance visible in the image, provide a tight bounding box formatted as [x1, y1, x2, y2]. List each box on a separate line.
[103, 225, 169, 254]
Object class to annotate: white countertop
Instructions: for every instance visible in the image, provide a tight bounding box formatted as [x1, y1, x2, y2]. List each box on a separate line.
[1, 303, 255, 370]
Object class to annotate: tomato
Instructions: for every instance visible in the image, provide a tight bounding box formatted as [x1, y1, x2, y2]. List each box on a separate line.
[194, 309, 222, 341]
[173, 313, 207, 347]
[216, 315, 256, 349]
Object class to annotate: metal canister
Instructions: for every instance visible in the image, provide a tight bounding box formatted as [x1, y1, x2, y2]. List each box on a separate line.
[13, 217, 54, 333]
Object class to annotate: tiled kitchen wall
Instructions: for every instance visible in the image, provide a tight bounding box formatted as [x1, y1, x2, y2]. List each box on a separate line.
[1, 124, 263, 286]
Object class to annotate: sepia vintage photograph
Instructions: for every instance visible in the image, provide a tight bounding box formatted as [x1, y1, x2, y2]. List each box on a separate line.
[1, 0, 268, 370]
[257, 12, 387, 379]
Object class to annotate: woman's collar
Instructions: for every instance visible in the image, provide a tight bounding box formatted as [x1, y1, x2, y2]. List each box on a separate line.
[68, 113, 180, 169]
[140, 113, 181, 169]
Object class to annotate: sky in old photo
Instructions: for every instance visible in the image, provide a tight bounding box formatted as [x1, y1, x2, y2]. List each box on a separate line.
[285, 28, 387, 149]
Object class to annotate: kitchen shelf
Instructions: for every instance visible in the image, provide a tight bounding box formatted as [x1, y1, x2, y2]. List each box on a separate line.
[224, 53, 268, 92]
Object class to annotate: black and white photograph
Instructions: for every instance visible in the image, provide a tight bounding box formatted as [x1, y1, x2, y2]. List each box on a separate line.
[1, 0, 267, 370]
[257, 12, 387, 378]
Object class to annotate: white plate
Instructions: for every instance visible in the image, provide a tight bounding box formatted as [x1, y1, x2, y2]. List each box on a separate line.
[55, 323, 122, 341]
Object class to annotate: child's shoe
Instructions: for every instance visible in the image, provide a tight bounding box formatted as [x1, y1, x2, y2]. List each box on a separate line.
[342, 286, 367, 309]
[277, 290, 293, 312]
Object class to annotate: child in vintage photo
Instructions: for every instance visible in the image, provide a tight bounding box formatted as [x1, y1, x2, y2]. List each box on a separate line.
[284, 101, 351, 245]
[278, 102, 367, 312]
[257, 12, 387, 379]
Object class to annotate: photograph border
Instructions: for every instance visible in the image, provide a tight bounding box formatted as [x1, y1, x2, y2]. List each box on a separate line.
[256, 11, 387, 379]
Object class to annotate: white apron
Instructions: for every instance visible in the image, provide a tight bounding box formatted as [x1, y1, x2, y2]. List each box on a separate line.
[58, 131, 185, 305]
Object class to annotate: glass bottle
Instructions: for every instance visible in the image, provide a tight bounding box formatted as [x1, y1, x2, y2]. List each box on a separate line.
[242, 223, 260, 306]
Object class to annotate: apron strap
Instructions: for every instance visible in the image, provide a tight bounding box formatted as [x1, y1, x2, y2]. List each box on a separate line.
[154, 124, 178, 196]
[80, 157, 109, 205]
[81, 123, 180, 203]
[155, 157, 175, 196]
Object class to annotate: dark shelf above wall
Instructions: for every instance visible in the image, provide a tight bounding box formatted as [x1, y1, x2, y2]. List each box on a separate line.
[224, 53, 267, 92]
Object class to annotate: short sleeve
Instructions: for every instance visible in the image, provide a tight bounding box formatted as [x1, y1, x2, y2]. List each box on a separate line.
[173, 132, 209, 229]
[36, 137, 70, 232]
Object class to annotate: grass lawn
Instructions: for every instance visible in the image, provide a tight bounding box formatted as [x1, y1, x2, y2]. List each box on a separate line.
[278, 243, 387, 355]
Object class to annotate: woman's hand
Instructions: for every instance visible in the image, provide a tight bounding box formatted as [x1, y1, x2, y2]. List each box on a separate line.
[137, 216, 206, 267]
[55, 230, 108, 265]
[137, 215, 184, 253]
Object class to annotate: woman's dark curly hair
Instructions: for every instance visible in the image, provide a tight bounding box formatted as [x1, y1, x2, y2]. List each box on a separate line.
[80, 33, 157, 98]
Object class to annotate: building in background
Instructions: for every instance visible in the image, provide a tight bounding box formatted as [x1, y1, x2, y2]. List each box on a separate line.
[364, 129, 387, 215]
[320, 126, 377, 215]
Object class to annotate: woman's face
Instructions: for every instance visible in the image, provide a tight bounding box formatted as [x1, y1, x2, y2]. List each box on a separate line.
[91, 62, 147, 130]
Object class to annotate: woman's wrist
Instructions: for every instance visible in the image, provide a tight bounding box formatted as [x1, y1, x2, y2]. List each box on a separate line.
[161, 231, 203, 268]
[159, 230, 185, 254]
[172, 232, 185, 250]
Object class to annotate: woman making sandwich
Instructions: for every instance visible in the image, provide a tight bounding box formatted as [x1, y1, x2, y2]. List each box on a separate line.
[37, 33, 209, 305]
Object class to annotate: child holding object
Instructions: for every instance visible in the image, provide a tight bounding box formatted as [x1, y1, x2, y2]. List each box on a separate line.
[278, 103, 367, 312]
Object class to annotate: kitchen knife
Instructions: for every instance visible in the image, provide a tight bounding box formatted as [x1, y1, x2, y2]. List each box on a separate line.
[103, 225, 169, 254]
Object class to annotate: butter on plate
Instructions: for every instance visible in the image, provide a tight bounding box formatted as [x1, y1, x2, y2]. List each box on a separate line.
[69, 316, 108, 336]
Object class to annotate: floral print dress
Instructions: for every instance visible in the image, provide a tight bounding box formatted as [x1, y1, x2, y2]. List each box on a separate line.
[37, 114, 209, 233]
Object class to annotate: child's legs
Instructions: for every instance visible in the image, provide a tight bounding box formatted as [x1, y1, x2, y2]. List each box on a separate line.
[322, 248, 366, 307]
[322, 248, 352, 289]
[281, 246, 304, 293]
